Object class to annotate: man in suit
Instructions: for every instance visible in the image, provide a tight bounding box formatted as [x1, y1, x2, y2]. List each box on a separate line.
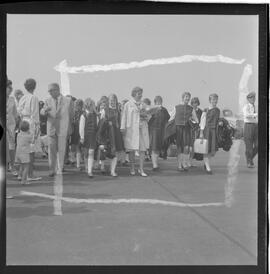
[40, 83, 73, 176]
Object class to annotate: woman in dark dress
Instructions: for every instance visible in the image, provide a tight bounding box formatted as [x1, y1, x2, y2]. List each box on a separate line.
[70, 99, 84, 170]
[199, 93, 220, 174]
[96, 93, 124, 177]
[189, 97, 203, 166]
[148, 96, 170, 171]
[79, 98, 97, 178]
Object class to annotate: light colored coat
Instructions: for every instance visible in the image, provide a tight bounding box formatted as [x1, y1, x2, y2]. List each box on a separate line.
[120, 98, 149, 151]
[41, 95, 73, 137]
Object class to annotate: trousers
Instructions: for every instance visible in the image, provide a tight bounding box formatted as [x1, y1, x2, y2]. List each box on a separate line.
[243, 123, 258, 163]
[48, 135, 67, 173]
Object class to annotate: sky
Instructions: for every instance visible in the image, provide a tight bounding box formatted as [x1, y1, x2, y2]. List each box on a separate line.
[7, 15, 258, 113]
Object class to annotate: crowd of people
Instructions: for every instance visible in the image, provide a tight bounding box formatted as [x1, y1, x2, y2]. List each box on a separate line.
[6, 77, 258, 185]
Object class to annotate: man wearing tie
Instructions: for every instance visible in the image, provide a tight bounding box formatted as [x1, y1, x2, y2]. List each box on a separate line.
[242, 92, 258, 168]
[40, 83, 73, 176]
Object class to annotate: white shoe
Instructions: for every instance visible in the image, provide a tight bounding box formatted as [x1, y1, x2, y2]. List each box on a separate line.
[138, 169, 148, 177]
[27, 176, 42, 181]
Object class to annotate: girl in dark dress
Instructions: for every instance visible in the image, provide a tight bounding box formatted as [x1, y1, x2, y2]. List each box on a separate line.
[199, 93, 220, 174]
[96, 94, 124, 177]
[79, 98, 97, 178]
[189, 97, 203, 166]
[169, 92, 198, 171]
[70, 99, 84, 170]
[148, 96, 170, 171]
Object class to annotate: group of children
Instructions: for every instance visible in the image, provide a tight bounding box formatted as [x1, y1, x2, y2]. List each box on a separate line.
[8, 77, 257, 183]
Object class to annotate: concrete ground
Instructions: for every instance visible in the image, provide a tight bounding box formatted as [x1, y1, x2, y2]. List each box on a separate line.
[6, 142, 257, 265]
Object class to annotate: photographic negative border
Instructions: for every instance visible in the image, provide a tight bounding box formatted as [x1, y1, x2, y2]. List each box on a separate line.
[0, 2, 268, 274]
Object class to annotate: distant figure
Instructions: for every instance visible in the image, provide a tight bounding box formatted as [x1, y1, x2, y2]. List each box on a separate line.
[40, 83, 74, 176]
[148, 95, 170, 170]
[199, 93, 220, 174]
[14, 89, 24, 106]
[18, 78, 41, 181]
[242, 92, 258, 168]
[39, 101, 48, 157]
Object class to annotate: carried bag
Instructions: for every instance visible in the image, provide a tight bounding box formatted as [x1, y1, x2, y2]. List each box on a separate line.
[194, 138, 208, 154]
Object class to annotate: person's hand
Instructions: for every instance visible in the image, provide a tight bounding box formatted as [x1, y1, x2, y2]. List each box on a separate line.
[108, 121, 113, 126]
[218, 121, 223, 126]
[120, 128, 126, 134]
[80, 138, 84, 144]
[199, 130, 203, 139]
[99, 145, 105, 151]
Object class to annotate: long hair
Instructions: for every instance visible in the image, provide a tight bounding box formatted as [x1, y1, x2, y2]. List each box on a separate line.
[84, 98, 97, 113]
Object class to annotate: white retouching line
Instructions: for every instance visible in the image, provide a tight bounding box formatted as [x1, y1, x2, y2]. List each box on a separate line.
[20, 191, 224, 208]
[55, 55, 245, 74]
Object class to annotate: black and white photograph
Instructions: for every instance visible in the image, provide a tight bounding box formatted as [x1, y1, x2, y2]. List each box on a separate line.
[1, 1, 268, 271]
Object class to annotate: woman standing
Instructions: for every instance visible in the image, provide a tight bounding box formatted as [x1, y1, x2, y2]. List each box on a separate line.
[169, 92, 198, 171]
[70, 99, 84, 170]
[6, 79, 18, 176]
[17, 78, 41, 181]
[96, 94, 124, 177]
[79, 98, 97, 178]
[199, 93, 220, 174]
[148, 96, 170, 171]
[120, 87, 149, 177]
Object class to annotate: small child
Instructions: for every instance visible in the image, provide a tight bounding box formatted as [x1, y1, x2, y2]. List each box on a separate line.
[16, 120, 33, 185]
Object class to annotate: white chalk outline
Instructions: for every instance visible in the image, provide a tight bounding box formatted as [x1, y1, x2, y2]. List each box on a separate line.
[20, 191, 224, 208]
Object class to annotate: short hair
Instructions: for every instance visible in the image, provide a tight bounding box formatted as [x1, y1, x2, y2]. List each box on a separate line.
[122, 99, 128, 105]
[74, 99, 84, 111]
[14, 89, 23, 97]
[24, 78, 36, 91]
[182, 92, 191, 100]
[154, 96, 163, 104]
[84, 98, 96, 112]
[209, 93, 219, 102]
[108, 93, 119, 106]
[6, 79, 12, 88]
[131, 86, 143, 98]
[190, 97, 200, 106]
[143, 98, 151, 106]
[48, 83, 60, 91]
[20, 120, 30, 132]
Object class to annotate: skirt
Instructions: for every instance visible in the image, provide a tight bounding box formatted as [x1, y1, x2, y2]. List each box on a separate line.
[113, 125, 125, 152]
[204, 127, 218, 156]
[83, 132, 96, 150]
[176, 125, 192, 153]
[70, 123, 80, 145]
[149, 128, 163, 152]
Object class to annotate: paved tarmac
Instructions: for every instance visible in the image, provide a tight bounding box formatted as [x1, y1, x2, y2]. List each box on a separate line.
[6, 142, 257, 265]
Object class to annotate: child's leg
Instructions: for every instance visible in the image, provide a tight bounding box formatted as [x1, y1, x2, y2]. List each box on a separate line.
[203, 154, 212, 172]
[151, 151, 159, 169]
[76, 145, 81, 168]
[22, 163, 29, 184]
[129, 151, 135, 174]
[18, 161, 23, 179]
[110, 155, 118, 176]
[87, 149, 94, 176]
[182, 146, 190, 169]
[139, 151, 147, 176]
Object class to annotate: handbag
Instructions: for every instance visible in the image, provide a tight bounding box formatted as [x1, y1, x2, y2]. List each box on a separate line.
[194, 138, 208, 154]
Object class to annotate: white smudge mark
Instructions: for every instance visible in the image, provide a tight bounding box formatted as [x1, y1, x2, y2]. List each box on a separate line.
[55, 55, 245, 74]
[133, 243, 140, 252]
[21, 191, 224, 208]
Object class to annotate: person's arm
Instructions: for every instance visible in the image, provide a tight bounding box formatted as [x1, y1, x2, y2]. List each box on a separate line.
[191, 109, 199, 123]
[168, 107, 176, 122]
[120, 103, 128, 132]
[79, 114, 85, 143]
[31, 96, 40, 125]
[199, 111, 206, 138]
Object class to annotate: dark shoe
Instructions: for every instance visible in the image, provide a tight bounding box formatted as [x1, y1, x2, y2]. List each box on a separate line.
[177, 166, 184, 172]
[49, 172, 55, 177]
[250, 159, 255, 167]
[152, 167, 160, 172]
[88, 173, 94, 178]
[206, 170, 213, 175]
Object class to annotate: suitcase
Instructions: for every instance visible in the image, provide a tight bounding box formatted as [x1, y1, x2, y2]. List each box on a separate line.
[194, 138, 208, 154]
